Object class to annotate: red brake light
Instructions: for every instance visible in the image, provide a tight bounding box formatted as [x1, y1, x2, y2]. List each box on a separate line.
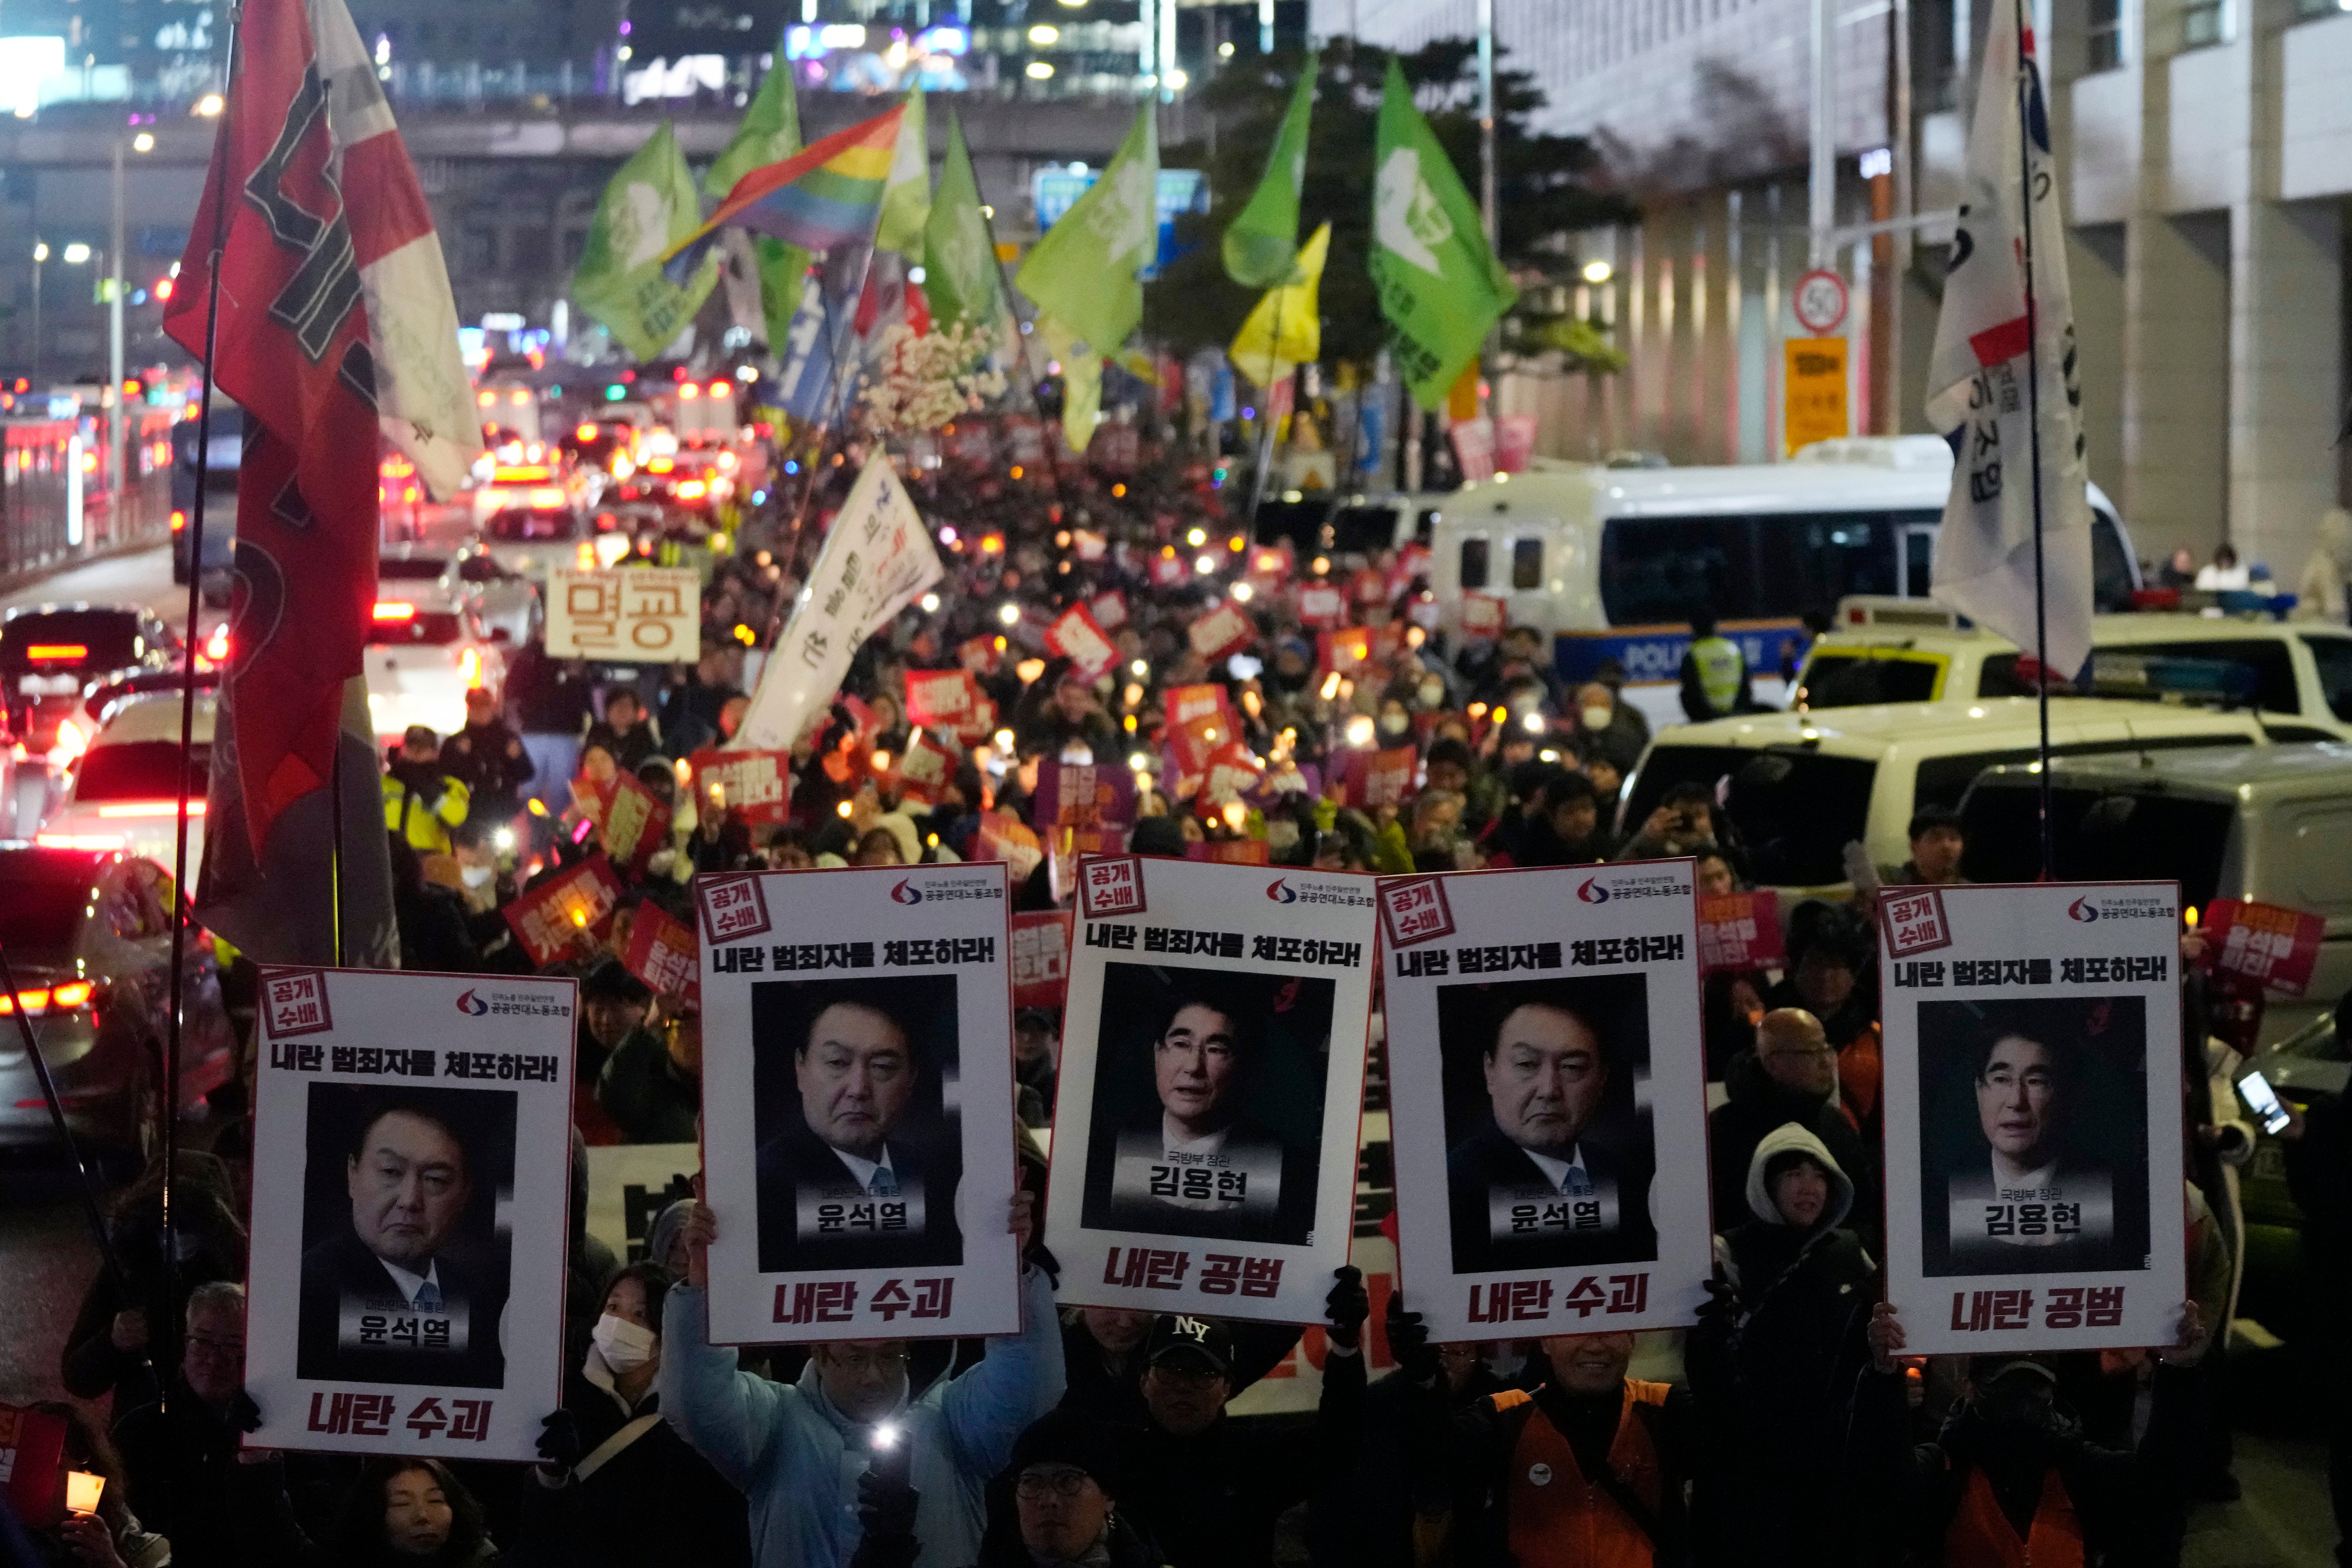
[0, 982, 85, 1014]
[170, 510, 186, 532]
[708, 382, 730, 397]
[27, 644, 87, 660]
[372, 603, 417, 622]
[50, 981, 92, 1009]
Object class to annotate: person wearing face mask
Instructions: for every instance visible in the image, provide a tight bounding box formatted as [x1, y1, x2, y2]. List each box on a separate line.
[1442, 1330, 1705, 1568]
[515, 1264, 752, 1568]
[1854, 1300, 2208, 1568]
[1683, 1126, 1875, 1568]
[1570, 682, 1646, 778]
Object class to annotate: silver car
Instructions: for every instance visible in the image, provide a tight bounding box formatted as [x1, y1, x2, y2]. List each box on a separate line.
[378, 543, 540, 646]
[0, 847, 238, 1157]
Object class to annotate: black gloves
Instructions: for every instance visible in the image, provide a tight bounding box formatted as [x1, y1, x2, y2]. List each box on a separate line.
[1384, 1290, 1440, 1384]
[536, 1409, 584, 1474]
[1326, 1265, 1370, 1350]
[226, 1390, 263, 1434]
[850, 1466, 921, 1568]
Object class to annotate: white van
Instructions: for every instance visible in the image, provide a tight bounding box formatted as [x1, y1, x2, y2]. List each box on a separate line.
[1426, 436, 2141, 731]
[1618, 694, 2270, 896]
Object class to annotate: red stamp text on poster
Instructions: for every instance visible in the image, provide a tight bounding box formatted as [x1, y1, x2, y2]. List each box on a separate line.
[1078, 855, 1148, 919]
[1379, 876, 1457, 948]
[1880, 887, 1954, 957]
[697, 872, 774, 945]
[261, 968, 335, 1039]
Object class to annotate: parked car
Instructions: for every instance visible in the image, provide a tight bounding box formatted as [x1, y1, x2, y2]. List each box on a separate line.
[1619, 695, 2274, 894]
[1796, 599, 2352, 740]
[0, 847, 238, 1157]
[377, 543, 540, 645]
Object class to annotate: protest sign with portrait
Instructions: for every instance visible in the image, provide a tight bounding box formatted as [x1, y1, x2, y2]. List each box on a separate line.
[1045, 855, 1377, 1324]
[244, 968, 575, 1461]
[1877, 882, 2187, 1352]
[1379, 861, 1713, 1341]
[697, 862, 1022, 1343]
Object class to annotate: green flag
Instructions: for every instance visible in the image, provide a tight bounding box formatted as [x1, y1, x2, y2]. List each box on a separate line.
[1036, 315, 1102, 455]
[1015, 102, 1158, 358]
[874, 87, 932, 256]
[924, 112, 1016, 355]
[707, 66, 808, 356]
[1222, 55, 1316, 288]
[573, 121, 719, 362]
[1368, 58, 1517, 407]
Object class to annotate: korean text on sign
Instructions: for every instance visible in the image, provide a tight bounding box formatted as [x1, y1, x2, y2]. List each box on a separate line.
[546, 567, 702, 662]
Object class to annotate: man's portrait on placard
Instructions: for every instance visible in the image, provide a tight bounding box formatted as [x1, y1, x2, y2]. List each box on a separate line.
[1437, 973, 1660, 1273]
[296, 1085, 517, 1389]
[1917, 995, 2153, 1278]
[1078, 964, 1331, 1246]
[752, 973, 966, 1272]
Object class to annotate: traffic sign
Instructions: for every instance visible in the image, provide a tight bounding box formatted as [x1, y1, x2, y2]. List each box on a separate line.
[1793, 268, 1849, 335]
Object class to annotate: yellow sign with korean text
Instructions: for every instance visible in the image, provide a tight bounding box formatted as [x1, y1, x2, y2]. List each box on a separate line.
[1784, 336, 1850, 455]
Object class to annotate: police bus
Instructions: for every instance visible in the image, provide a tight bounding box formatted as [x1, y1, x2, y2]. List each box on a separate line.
[1425, 436, 2142, 730]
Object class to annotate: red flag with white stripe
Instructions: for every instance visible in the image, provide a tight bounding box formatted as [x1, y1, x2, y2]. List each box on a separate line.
[165, 0, 479, 871]
[1924, 0, 2094, 679]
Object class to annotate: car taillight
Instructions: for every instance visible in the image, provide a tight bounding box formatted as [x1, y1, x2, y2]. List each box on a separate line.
[27, 644, 87, 660]
[575, 542, 597, 570]
[33, 832, 121, 851]
[170, 509, 186, 532]
[461, 648, 482, 687]
[94, 801, 206, 818]
[51, 718, 86, 763]
[372, 603, 417, 622]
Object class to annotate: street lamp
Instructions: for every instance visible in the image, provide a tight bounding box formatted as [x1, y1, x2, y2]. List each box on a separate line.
[131, 131, 153, 152]
[61, 242, 90, 265]
[1581, 259, 1613, 284]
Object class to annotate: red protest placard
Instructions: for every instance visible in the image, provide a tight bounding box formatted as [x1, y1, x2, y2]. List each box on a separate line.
[688, 748, 793, 826]
[1462, 592, 1508, 639]
[1296, 583, 1348, 628]
[1073, 529, 1109, 562]
[977, 811, 1044, 879]
[1089, 590, 1129, 631]
[1319, 626, 1374, 677]
[957, 636, 1004, 677]
[905, 668, 979, 730]
[1199, 741, 1266, 803]
[1351, 567, 1388, 607]
[1150, 552, 1189, 589]
[894, 731, 957, 806]
[1048, 602, 1118, 680]
[1338, 745, 1417, 809]
[957, 693, 998, 748]
[623, 901, 700, 1001]
[1187, 602, 1256, 663]
[2200, 898, 2325, 996]
[1696, 889, 1785, 973]
[600, 771, 673, 875]
[568, 775, 609, 828]
[503, 856, 625, 967]
[1011, 910, 1076, 1008]
[0, 1402, 71, 1529]
[1164, 682, 1230, 730]
[1166, 711, 1236, 777]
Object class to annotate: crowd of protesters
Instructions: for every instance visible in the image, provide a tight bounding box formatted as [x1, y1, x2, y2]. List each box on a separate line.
[16, 427, 2349, 1568]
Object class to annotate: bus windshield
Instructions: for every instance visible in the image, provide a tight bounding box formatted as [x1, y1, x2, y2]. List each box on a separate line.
[1622, 743, 1878, 888]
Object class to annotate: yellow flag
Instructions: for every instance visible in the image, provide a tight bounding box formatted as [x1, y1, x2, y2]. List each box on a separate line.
[1229, 222, 1329, 389]
[1036, 315, 1103, 454]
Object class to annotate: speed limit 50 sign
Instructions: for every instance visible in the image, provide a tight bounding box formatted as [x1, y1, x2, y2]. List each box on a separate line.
[1793, 268, 1850, 335]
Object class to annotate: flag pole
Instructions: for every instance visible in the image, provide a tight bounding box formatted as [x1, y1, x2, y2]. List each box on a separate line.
[1243, 287, 1289, 523]
[162, 0, 244, 1417]
[976, 192, 1081, 527]
[2013, 0, 2053, 879]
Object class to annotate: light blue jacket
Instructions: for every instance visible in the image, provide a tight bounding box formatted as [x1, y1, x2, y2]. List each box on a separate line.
[660, 1267, 1065, 1568]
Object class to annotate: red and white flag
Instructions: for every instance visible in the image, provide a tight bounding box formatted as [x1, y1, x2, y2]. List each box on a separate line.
[1925, 0, 2093, 679]
[166, 0, 479, 891]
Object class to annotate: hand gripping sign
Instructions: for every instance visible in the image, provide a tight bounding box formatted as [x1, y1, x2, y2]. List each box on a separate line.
[244, 968, 576, 1461]
[695, 863, 1023, 1343]
[1876, 881, 2188, 1354]
[1046, 855, 1378, 1324]
[1378, 862, 1714, 1341]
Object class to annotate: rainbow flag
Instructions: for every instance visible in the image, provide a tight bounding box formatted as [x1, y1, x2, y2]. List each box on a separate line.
[663, 102, 903, 283]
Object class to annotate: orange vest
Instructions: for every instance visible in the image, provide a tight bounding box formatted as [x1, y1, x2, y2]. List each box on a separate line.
[1943, 1466, 2085, 1568]
[1500, 1380, 1671, 1568]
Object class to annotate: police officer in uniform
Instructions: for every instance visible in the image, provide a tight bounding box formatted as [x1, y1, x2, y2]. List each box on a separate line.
[1678, 608, 1752, 723]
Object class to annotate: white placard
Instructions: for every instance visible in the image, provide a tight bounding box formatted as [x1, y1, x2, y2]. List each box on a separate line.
[1379, 862, 1711, 1342]
[1877, 881, 2187, 1353]
[545, 566, 703, 661]
[245, 968, 576, 1463]
[734, 453, 945, 749]
[695, 863, 1022, 1343]
[1045, 855, 1377, 1324]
